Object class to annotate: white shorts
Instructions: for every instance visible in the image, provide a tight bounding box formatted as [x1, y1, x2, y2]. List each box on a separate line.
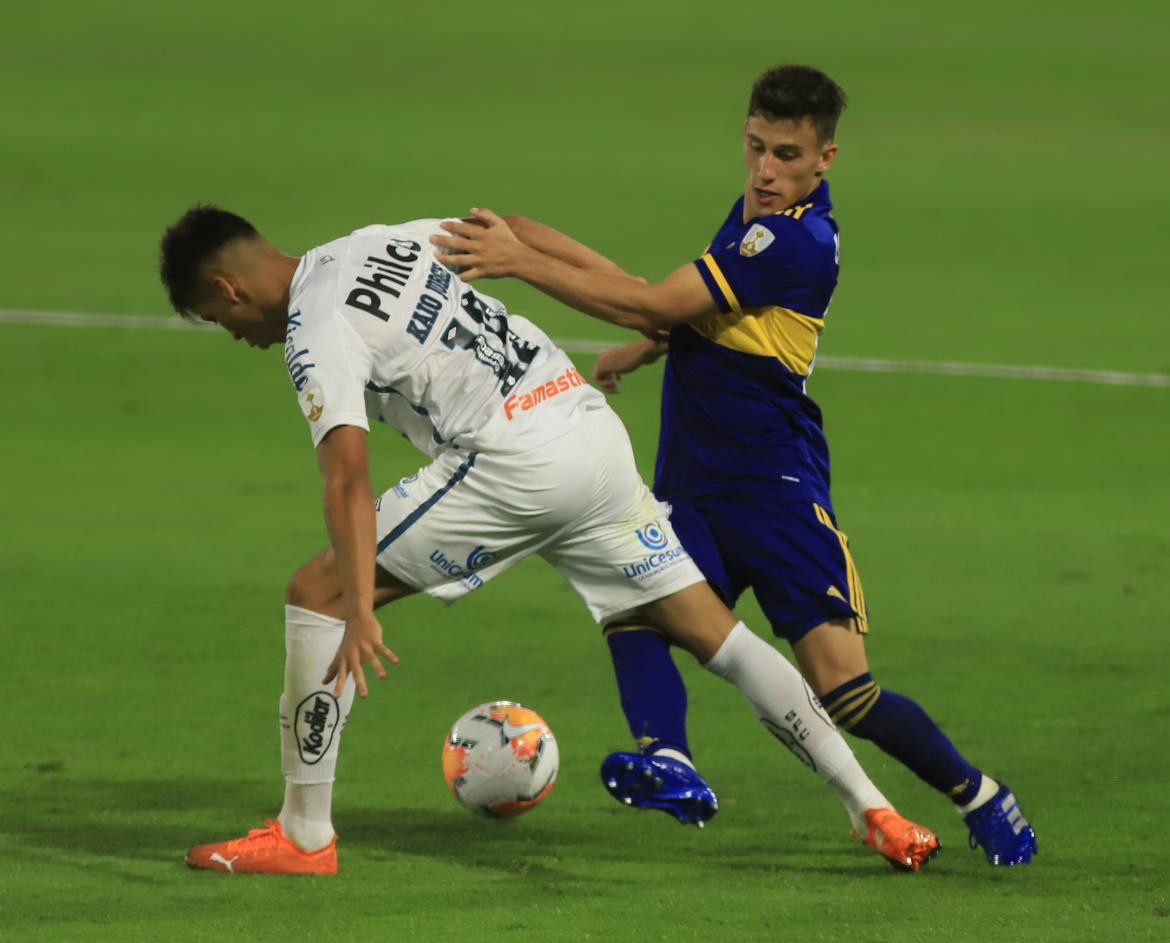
[373, 404, 704, 623]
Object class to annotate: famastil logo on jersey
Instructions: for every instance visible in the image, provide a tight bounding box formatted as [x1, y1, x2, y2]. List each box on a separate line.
[296, 691, 342, 765]
[503, 367, 587, 420]
[739, 224, 774, 257]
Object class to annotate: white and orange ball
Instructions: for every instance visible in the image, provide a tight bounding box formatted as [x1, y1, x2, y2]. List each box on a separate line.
[442, 701, 559, 817]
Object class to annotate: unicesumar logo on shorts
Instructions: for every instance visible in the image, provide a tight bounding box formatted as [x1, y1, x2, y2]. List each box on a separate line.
[636, 522, 669, 551]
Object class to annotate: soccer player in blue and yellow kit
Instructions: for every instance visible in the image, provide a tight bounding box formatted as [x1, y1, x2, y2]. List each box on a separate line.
[433, 65, 1037, 866]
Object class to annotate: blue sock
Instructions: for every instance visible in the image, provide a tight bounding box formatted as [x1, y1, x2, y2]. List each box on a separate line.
[822, 672, 983, 806]
[606, 628, 690, 757]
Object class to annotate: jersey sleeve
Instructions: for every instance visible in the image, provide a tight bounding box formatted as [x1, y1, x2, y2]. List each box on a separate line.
[286, 278, 372, 448]
[693, 218, 820, 313]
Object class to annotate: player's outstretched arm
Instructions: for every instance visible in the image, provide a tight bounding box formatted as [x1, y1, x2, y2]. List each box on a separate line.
[500, 213, 669, 392]
[433, 209, 718, 333]
[593, 338, 668, 393]
[316, 424, 398, 698]
[501, 215, 634, 277]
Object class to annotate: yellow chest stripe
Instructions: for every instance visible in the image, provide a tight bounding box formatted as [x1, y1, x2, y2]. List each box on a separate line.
[692, 305, 824, 376]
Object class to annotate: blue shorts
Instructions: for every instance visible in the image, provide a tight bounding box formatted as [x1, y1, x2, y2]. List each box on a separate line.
[667, 495, 869, 643]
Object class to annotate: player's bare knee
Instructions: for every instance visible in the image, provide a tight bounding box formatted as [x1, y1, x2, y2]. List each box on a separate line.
[285, 549, 340, 610]
[639, 583, 736, 663]
[793, 618, 869, 694]
[284, 566, 314, 608]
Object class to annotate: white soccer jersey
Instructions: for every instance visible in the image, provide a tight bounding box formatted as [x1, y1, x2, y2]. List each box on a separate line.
[284, 220, 604, 455]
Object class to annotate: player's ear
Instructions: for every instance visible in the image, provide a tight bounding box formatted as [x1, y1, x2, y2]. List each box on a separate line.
[815, 141, 838, 176]
[212, 274, 243, 305]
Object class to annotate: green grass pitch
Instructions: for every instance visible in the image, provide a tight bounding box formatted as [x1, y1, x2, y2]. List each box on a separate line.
[2, 1, 1169, 941]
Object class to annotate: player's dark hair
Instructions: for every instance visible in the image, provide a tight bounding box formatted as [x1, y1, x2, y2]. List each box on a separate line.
[159, 204, 260, 318]
[748, 65, 847, 142]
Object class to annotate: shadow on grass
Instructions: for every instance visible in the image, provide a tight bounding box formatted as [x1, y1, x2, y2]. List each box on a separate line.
[335, 805, 898, 880]
[335, 805, 608, 883]
[1, 775, 911, 882]
[0, 775, 274, 862]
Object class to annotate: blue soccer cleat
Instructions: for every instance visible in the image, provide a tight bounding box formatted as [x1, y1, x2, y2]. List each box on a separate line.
[600, 752, 718, 827]
[964, 782, 1037, 866]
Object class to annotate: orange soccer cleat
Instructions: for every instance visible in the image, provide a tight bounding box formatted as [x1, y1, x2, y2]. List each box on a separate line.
[185, 820, 337, 875]
[854, 807, 941, 872]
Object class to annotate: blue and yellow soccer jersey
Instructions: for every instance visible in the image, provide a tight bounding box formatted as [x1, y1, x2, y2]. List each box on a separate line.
[654, 181, 867, 640]
[654, 180, 839, 505]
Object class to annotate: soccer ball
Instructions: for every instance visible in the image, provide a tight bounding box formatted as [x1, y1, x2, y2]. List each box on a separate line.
[441, 701, 559, 817]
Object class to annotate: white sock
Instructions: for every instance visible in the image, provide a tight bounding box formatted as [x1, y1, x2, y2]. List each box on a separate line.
[277, 604, 355, 851]
[280, 782, 334, 852]
[956, 774, 1000, 816]
[703, 622, 889, 832]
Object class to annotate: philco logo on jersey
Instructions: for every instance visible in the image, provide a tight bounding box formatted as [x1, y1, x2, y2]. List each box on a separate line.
[296, 691, 342, 765]
[740, 224, 774, 257]
[503, 367, 586, 420]
[345, 239, 422, 323]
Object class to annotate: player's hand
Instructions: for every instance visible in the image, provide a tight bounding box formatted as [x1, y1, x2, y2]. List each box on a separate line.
[431, 208, 521, 281]
[593, 340, 667, 393]
[433, 214, 488, 274]
[323, 610, 399, 699]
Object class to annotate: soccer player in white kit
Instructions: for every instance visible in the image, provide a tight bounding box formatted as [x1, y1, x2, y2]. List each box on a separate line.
[158, 205, 939, 874]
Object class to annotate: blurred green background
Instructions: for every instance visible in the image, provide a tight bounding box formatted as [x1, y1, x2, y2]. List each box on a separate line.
[2, 1, 1168, 941]
[3, 0, 1167, 369]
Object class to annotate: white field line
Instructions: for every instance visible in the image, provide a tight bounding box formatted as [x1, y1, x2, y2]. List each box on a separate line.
[3, 307, 1168, 389]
